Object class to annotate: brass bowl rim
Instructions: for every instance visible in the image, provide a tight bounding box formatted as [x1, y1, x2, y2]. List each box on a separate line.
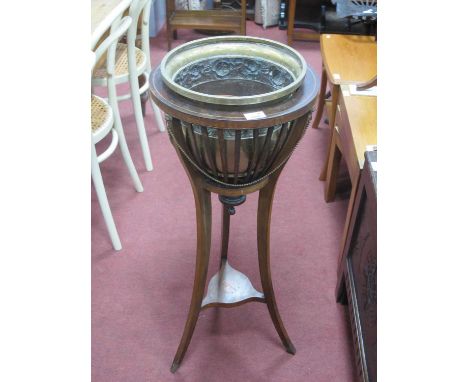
[160, 36, 307, 106]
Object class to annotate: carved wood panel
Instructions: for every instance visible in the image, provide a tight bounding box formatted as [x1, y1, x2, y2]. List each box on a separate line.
[343, 150, 377, 382]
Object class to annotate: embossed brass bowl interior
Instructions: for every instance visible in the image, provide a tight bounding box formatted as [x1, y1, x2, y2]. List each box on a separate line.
[160, 36, 307, 105]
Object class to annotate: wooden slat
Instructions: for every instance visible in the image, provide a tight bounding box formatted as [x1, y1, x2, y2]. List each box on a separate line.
[217, 130, 229, 182]
[167, 118, 193, 160]
[251, 126, 275, 180]
[201, 126, 218, 175]
[185, 124, 204, 168]
[268, 113, 309, 171]
[264, 123, 290, 172]
[233, 130, 242, 184]
[181, 122, 196, 160]
[245, 129, 261, 182]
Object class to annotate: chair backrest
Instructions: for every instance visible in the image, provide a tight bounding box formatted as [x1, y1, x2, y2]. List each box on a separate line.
[127, 0, 152, 46]
[92, 16, 133, 141]
[92, 16, 133, 75]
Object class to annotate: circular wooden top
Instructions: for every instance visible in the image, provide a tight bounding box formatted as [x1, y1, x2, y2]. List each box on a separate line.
[149, 66, 319, 129]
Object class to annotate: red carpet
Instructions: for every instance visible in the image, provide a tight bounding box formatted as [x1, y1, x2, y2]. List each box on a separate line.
[92, 21, 356, 381]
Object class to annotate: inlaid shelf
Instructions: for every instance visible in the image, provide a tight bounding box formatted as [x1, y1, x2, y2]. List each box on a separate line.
[202, 261, 265, 309]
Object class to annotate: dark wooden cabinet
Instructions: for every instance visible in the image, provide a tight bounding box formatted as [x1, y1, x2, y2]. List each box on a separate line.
[337, 149, 377, 382]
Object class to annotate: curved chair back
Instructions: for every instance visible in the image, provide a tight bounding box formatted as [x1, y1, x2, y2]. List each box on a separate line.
[92, 16, 133, 141]
[127, 0, 151, 45]
[126, 0, 152, 70]
[92, 16, 133, 75]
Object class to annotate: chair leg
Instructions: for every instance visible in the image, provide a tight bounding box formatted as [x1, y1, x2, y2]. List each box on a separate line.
[138, 75, 148, 117]
[129, 69, 154, 172]
[91, 144, 122, 251]
[112, 121, 144, 192]
[150, 98, 166, 132]
[311, 65, 328, 129]
[140, 27, 166, 133]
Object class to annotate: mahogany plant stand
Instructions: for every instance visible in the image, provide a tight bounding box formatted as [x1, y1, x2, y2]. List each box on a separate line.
[149, 65, 318, 372]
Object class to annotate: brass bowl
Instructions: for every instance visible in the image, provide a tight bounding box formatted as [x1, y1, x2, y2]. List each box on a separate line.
[160, 36, 307, 106]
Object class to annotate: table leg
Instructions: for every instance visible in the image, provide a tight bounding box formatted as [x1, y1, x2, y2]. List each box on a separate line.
[335, 175, 360, 301]
[319, 84, 339, 181]
[287, 0, 296, 46]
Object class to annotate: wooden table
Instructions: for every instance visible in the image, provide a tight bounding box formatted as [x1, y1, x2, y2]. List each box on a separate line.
[324, 85, 376, 202]
[311, 34, 376, 186]
[91, 0, 132, 49]
[320, 34, 376, 85]
[323, 85, 376, 304]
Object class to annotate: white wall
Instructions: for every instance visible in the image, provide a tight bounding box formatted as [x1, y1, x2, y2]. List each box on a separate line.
[149, 0, 166, 37]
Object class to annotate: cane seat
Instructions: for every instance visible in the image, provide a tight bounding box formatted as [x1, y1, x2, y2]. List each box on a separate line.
[91, 95, 113, 132]
[93, 43, 146, 79]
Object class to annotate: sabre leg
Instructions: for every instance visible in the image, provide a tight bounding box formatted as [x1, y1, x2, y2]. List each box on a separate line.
[171, 185, 212, 373]
[257, 171, 296, 355]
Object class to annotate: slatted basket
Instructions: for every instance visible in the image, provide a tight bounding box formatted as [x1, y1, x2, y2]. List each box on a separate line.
[152, 36, 317, 187]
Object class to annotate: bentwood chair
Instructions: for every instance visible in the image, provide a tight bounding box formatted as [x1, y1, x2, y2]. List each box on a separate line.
[92, 16, 144, 251]
[92, 0, 165, 173]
